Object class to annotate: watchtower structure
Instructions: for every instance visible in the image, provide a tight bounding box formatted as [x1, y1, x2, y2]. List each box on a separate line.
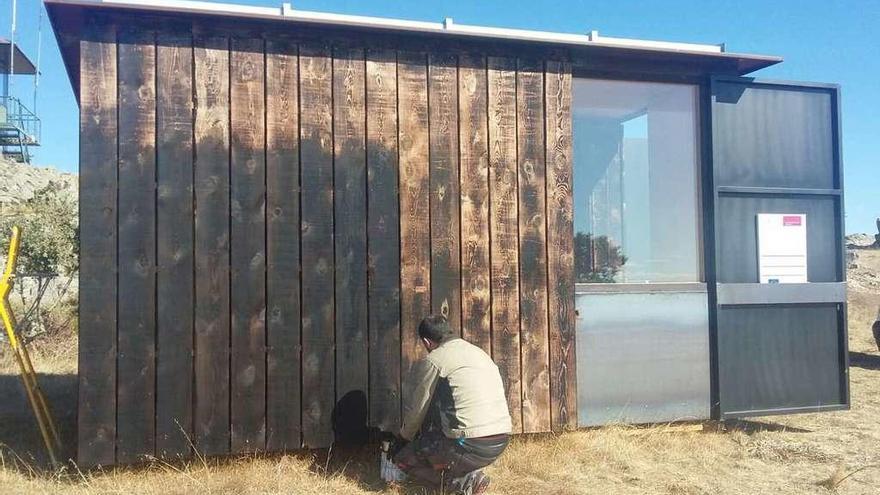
[0, 38, 40, 163]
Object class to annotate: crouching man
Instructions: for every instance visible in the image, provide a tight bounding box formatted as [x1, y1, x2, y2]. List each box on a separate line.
[393, 314, 512, 495]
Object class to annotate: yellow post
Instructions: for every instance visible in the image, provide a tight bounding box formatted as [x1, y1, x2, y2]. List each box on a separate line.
[1, 226, 62, 468]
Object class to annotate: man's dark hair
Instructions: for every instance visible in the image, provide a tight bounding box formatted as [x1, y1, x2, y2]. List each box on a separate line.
[418, 314, 454, 343]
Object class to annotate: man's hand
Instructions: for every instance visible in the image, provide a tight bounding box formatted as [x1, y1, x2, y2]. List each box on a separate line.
[389, 435, 408, 459]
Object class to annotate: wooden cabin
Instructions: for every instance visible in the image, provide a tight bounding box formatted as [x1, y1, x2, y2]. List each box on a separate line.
[46, 0, 848, 467]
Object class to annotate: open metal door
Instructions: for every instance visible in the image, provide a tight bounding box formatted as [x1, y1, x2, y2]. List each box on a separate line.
[708, 77, 849, 418]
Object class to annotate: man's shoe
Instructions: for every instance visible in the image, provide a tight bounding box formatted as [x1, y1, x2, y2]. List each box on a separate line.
[452, 470, 491, 495]
[471, 471, 490, 494]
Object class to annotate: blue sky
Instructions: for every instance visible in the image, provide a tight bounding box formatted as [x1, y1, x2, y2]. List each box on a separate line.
[3, 0, 878, 233]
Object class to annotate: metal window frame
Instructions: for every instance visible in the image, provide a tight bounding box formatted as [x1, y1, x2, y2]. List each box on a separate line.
[575, 282, 707, 294]
[570, 73, 707, 289]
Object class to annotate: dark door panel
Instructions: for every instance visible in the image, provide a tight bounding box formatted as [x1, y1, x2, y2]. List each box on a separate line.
[717, 304, 846, 416]
[709, 77, 848, 418]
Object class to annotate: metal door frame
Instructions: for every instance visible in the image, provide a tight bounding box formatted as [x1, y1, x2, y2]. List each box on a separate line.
[703, 76, 849, 419]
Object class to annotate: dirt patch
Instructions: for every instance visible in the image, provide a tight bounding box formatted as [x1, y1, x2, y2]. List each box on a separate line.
[848, 250, 880, 294]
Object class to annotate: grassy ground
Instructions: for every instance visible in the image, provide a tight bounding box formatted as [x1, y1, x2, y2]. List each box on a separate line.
[1, 251, 879, 494]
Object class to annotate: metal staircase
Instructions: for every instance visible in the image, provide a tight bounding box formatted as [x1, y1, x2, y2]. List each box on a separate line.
[0, 96, 39, 163]
[2, 27, 42, 165]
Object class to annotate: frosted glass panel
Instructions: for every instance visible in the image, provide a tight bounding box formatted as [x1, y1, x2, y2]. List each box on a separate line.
[573, 79, 701, 283]
[576, 291, 711, 426]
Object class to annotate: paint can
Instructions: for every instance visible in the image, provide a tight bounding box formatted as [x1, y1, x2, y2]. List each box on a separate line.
[380, 440, 407, 483]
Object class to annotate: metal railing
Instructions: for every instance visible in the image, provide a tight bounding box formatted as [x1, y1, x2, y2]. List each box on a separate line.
[0, 96, 41, 145]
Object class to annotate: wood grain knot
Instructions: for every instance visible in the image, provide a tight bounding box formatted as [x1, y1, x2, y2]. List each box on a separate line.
[238, 364, 257, 386]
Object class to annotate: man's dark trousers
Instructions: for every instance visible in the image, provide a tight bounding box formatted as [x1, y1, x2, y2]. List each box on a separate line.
[393, 410, 509, 488]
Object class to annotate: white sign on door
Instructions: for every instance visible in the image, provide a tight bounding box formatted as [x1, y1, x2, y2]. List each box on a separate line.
[756, 213, 807, 284]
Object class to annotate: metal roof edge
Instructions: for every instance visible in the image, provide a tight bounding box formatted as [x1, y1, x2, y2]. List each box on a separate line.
[43, 0, 782, 63]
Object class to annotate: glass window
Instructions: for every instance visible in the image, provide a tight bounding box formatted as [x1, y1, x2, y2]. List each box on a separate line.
[573, 79, 701, 284]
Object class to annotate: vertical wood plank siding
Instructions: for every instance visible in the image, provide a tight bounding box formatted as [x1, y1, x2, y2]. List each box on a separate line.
[366, 49, 401, 434]
[229, 38, 267, 453]
[193, 35, 231, 457]
[458, 55, 491, 354]
[265, 40, 302, 451]
[517, 59, 551, 433]
[545, 61, 578, 430]
[428, 53, 461, 330]
[78, 21, 118, 467]
[333, 47, 369, 441]
[299, 44, 335, 448]
[77, 23, 577, 464]
[487, 57, 522, 433]
[155, 31, 194, 459]
[397, 51, 432, 390]
[116, 29, 156, 463]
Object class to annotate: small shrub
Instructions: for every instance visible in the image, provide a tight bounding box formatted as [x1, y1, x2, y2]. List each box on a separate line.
[0, 182, 79, 276]
[0, 183, 79, 342]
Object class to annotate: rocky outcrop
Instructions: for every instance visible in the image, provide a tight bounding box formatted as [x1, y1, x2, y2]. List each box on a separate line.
[847, 233, 879, 249]
[0, 156, 77, 205]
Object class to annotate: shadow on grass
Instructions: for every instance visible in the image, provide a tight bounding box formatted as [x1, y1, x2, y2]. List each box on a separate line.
[306, 443, 389, 493]
[0, 369, 447, 493]
[709, 419, 812, 434]
[850, 351, 880, 370]
[0, 372, 78, 469]
[307, 441, 460, 494]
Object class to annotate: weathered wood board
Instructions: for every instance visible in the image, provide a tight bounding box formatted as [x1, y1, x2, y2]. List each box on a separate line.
[78, 21, 118, 467]
[116, 29, 156, 463]
[229, 37, 267, 453]
[428, 53, 461, 332]
[299, 44, 335, 448]
[517, 59, 551, 433]
[545, 61, 578, 431]
[193, 35, 231, 457]
[333, 46, 369, 442]
[366, 49, 402, 433]
[487, 56, 522, 433]
[458, 55, 491, 354]
[398, 51, 432, 391]
[155, 31, 194, 458]
[265, 40, 302, 452]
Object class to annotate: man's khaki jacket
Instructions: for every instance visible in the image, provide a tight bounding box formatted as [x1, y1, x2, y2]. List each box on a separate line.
[399, 337, 513, 441]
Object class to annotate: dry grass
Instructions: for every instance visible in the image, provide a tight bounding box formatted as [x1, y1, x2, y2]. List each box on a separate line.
[1, 251, 880, 494]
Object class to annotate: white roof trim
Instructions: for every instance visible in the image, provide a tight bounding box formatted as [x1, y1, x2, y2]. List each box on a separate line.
[45, 0, 730, 55]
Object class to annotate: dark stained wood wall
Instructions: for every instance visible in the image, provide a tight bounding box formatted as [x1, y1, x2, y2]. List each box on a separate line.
[77, 22, 576, 466]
